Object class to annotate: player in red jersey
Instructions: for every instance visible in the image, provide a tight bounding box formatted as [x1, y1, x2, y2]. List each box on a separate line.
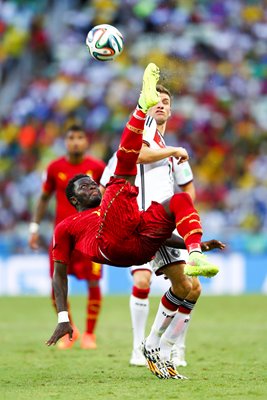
[46, 64, 220, 379]
[29, 125, 106, 350]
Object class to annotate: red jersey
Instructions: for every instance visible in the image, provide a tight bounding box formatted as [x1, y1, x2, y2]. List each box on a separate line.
[42, 156, 105, 225]
[53, 178, 176, 267]
[53, 208, 103, 265]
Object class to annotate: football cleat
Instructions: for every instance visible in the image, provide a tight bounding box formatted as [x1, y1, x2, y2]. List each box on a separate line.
[141, 341, 169, 379]
[138, 63, 160, 112]
[57, 325, 80, 350]
[171, 345, 187, 367]
[185, 252, 219, 278]
[80, 332, 97, 349]
[165, 360, 188, 380]
[129, 348, 147, 366]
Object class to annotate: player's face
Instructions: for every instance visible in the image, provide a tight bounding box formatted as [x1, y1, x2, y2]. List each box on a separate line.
[65, 131, 88, 156]
[147, 92, 171, 126]
[73, 177, 101, 208]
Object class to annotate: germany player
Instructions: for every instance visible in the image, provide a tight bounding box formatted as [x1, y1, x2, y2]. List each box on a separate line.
[99, 87, 221, 370]
[29, 125, 105, 349]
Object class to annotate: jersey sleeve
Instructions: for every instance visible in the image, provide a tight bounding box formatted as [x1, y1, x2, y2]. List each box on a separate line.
[52, 221, 73, 264]
[99, 152, 117, 188]
[143, 116, 157, 146]
[42, 163, 56, 195]
[173, 160, 194, 186]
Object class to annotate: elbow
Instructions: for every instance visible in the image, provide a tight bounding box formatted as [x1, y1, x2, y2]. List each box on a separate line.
[137, 156, 153, 164]
[190, 190, 196, 202]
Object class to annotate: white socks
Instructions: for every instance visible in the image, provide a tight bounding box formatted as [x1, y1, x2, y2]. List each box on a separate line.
[175, 315, 191, 349]
[145, 302, 177, 350]
[130, 294, 149, 350]
[160, 311, 191, 361]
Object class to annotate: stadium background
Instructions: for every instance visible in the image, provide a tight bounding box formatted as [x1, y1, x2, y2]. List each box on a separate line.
[0, 0, 267, 296]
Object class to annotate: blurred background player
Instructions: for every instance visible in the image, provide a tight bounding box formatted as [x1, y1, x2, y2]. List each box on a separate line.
[100, 84, 202, 368]
[29, 125, 106, 349]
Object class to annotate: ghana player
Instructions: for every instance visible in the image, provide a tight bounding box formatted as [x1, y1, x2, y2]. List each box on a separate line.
[46, 63, 220, 379]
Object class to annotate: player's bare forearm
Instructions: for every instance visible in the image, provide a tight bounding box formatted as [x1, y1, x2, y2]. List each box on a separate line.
[52, 261, 68, 312]
[180, 181, 196, 202]
[165, 235, 226, 252]
[32, 192, 51, 224]
[138, 144, 187, 164]
[29, 193, 51, 249]
[46, 261, 73, 346]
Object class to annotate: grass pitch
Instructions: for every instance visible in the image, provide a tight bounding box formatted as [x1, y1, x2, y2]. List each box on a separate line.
[1, 295, 267, 400]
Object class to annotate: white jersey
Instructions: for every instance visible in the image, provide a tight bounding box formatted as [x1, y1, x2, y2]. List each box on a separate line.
[100, 116, 193, 210]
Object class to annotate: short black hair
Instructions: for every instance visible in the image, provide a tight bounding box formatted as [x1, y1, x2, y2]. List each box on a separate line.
[65, 174, 88, 204]
[65, 124, 85, 136]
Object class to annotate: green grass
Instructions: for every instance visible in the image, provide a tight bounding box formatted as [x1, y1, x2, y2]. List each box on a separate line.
[1, 295, 267, 400]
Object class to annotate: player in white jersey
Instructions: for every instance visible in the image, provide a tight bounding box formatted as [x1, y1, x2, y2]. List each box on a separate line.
[100, 85, 225, 378]
[134, 114, 200, 370]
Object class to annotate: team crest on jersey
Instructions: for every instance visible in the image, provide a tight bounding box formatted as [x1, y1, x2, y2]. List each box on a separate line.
[58, 172, 67, 181]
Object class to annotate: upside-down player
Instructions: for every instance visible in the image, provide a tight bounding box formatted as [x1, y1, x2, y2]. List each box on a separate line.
[46, 63, 220, 379]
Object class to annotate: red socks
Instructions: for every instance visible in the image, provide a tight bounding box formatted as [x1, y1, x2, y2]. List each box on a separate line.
[132, 285, 150, 299]
[169, 192, 203, 251]
[114, 108, 146, 176]
[86, 285, 102, 334]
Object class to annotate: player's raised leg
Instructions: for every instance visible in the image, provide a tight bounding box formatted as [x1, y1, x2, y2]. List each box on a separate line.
[167, 193, 219, 277]
[114, 63, 160, 181]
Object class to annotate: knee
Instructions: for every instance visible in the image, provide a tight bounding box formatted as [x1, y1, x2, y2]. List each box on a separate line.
[133, 271, 151, 290]
[172, 275, 192, 298]
[189, 278, 202, 301]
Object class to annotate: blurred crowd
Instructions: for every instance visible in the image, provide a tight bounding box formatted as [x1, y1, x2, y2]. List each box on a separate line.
[0, 0, 267, 254]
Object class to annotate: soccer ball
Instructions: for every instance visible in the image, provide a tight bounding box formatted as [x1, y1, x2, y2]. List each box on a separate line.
[86, 24, 124, 61]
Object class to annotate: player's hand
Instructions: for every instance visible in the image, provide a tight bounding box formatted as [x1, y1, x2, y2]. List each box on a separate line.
[46, 322, 73, 346]
[174, 147, 189, 164]
[201, 240, 226, 252]
[29, 233, 40, 250]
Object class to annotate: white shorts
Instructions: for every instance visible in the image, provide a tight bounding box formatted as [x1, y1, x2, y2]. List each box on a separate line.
[150, 245, 187, 275]
[130, 246, 188, 276]
[130, 262, 153, 275]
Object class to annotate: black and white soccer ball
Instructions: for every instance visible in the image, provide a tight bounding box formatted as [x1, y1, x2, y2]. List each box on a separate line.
[86, 24, 124, 61]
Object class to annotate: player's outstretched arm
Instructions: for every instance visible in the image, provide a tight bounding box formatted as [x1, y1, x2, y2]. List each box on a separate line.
[201, 239, 226, 251]
[138, 144, 189, 164]
[29, 192, 51, 250]
[165, 235, 226, 252]
[46, 261, 73, 346]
